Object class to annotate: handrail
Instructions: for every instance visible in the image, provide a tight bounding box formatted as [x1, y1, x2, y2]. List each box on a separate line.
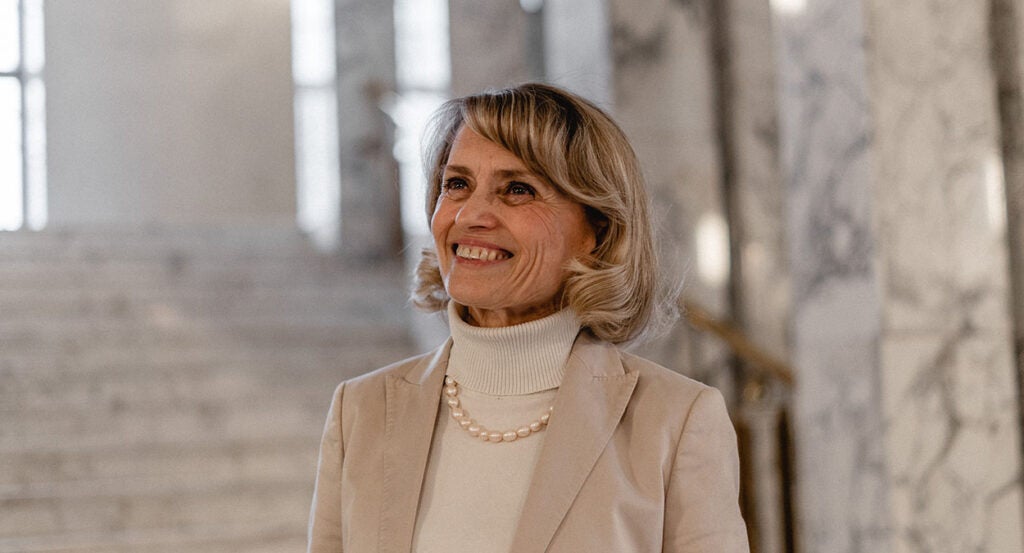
[680, 300, 795, 388]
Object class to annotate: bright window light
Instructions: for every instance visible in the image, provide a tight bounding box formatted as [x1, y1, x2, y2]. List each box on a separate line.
[291, 0, 341, 251]
[770, 0, 807, 17]
[0, 77, 23, 230]
[0, 0, 19, 72]
[696, 212, 731, 287]
[394, 0, 451, 237]
[1, 0, 46, 231]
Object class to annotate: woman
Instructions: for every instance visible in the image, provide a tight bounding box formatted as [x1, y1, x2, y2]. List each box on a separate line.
[308, 83, 749, 553]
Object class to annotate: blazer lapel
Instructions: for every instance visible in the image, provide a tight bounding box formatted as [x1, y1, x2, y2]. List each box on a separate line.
[509, 335, 639, 553]
[379, 340, 451, 553]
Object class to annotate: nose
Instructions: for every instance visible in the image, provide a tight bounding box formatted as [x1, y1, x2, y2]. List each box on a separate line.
[454, 189, 499, 229]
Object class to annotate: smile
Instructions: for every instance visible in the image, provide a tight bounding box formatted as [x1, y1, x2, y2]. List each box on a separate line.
[454, 244, 512, 261]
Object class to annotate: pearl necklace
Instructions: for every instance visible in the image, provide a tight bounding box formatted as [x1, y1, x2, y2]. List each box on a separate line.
[444, 376, 553, 443]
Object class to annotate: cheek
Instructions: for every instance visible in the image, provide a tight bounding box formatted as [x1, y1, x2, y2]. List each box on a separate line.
[546, 210, 594, 260]
[430, 203, 452, 246]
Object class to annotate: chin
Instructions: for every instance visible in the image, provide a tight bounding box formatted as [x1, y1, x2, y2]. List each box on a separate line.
[447, 293, 501, 312]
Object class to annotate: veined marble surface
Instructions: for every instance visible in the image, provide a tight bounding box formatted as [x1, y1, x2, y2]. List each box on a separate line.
[866, 0, 1023, 551]
[609, 0, 733, 391]
[719, 1, 789, 550]
[776, 0, 1024, 551]
[774, 3, 888, 549]
[724, 0, 789, 365]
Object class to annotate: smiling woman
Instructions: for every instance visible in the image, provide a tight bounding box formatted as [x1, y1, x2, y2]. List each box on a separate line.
[307, 83, 750, 553]
[430, 127, 596, 328]
[414, 83, 666, 344]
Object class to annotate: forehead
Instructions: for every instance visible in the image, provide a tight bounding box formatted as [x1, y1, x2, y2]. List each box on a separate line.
[445, 127, 527, 169]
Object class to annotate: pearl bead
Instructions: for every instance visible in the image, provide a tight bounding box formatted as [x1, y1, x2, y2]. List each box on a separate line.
[442, 375, 552, 445]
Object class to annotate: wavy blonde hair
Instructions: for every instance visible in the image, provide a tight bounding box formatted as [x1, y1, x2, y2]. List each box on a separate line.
[413, 83, 674, 344]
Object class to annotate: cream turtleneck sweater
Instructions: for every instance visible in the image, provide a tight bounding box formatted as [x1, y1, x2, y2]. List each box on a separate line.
[410, 302, 581, 553]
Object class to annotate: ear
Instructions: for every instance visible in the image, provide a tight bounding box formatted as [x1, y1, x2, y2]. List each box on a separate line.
[584, 206, 609, 253]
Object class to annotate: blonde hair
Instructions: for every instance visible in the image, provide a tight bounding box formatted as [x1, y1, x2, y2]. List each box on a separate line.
[413, 83, 674, 344]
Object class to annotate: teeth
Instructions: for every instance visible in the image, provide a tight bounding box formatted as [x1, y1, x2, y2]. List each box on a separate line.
[456, 244, 510, 261]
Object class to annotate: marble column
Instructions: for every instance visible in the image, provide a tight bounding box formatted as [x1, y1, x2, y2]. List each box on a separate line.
[447, 0, 536, 97]
[543, 0, 613, 108]
[713, 1, 791, 550]
[774, 0, 1024, 551]
[335, 0, 402, 260]
[609, 0, 734, 397]
[991, 0, 1024, 416]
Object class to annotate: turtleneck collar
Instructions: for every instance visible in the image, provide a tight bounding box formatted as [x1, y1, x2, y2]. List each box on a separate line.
[446, 301, 581, 395]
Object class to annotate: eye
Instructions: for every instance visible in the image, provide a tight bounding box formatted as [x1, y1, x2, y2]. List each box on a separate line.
[505, 181, 535, 197]
[443, 177, 468, 190]
[441, 177, 471, 198]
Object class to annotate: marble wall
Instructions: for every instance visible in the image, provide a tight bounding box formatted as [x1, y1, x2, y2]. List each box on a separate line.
[715, 1, 790, 551]
[992, 0, 1024, 416]
[607, 0, 735, 397]
[44, 0, 296, 227]
[775, 0, 1024, 551]
[543, 0, 613, 108]
[335, 0, 402, 260]
[868, 1, 1022, 551]
[448, 0, 537, 96]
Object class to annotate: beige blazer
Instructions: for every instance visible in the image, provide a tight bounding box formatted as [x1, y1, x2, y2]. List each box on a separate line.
[307, 332, 749, 553]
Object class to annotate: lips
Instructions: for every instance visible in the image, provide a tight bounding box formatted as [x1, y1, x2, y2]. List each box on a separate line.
[454, 243, 512, 261]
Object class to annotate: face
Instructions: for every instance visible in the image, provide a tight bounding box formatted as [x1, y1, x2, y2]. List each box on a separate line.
[431, 127, 596, 327]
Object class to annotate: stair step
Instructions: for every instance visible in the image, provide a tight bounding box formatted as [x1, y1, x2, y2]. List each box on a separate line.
[1, 361, 346, 409]
[0, 226, 417, 550]
[0, 520, 304, 553]
[0, 225, 316, 260]
[0, 436, 320, 487]
[0, 321, 411, 356]
[0, 286, 408, 321]
[0, 401, 328, 449]
[0, 347, 408, 380]
[0, 475, 312, 537]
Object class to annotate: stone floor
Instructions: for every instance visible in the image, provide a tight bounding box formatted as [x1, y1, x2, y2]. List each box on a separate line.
[0, 226, 416, 552]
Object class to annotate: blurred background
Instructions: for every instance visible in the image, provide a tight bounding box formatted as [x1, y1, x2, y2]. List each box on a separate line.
[1, 0, 1022, 552]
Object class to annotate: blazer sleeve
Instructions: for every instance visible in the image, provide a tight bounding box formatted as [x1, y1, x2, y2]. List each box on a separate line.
[308, 383, 346, 553]
[663, 387, 750, 553]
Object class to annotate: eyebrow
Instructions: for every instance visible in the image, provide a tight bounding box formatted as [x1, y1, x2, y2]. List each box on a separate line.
[443, 164, 537, 180]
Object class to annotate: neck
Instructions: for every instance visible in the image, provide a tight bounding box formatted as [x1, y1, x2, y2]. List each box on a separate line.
[463, 301, 560, 328]
[446, 301, 581, 395]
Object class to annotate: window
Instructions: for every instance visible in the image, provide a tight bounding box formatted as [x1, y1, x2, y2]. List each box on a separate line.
[0, 0, 45, 231]
[394, 0, 450, 238]
[292, 0, 341, 251]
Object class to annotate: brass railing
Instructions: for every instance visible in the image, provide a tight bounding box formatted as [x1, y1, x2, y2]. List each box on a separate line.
[680, 299, 797, 553]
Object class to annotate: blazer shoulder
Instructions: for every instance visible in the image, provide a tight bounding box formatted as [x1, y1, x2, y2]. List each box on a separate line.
[340, 348, 438, 393]
[618, 350, 714, 401]
[325, 346, 446, 439]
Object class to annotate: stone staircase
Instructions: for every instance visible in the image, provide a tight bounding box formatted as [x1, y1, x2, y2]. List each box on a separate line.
[0, 226, 417, 552]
